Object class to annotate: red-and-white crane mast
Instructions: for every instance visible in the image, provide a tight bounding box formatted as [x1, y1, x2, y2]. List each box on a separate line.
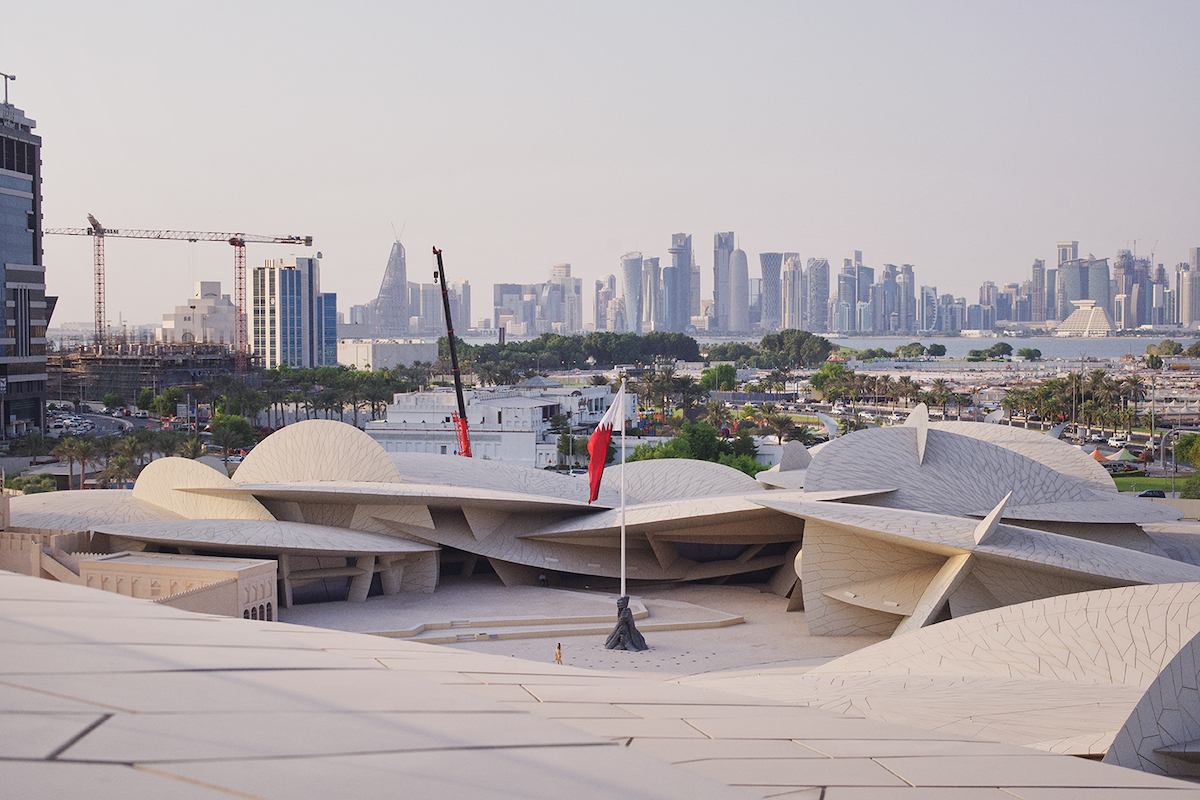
[47, 216, 312, 373]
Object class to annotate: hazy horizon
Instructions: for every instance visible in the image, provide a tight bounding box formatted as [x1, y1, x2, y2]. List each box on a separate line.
[10, 1, 1198, 328]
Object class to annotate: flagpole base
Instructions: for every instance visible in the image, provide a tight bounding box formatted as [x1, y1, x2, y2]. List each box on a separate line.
[604, 595, 647, 651]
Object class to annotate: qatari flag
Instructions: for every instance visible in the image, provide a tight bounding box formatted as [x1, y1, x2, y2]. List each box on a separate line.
[587, 382, 626, 503]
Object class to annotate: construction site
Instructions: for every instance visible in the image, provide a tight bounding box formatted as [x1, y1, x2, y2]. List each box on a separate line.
[47, 344, 237, 406]
[39, 215, 312, 406]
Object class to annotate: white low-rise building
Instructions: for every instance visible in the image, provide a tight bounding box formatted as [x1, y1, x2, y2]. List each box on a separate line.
[365, 377, 630, 468]
[158, 281, 236, 344]
[337, 339, 438, 370]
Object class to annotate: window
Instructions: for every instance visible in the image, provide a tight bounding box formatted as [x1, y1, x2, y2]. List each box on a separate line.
[266, 602, 272, 621]
[243, 610, 250, 619]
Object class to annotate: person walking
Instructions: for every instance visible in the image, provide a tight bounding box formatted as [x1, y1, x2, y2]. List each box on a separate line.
[555, 642, 562, 665]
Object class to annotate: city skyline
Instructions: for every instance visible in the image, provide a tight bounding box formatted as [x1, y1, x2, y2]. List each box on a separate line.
[9, 2, 1199, 328]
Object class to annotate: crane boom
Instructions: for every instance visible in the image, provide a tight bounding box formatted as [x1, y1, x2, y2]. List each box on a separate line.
[46, 216, 312, 372]
[433, 246, 471, 458]
[46, 227, 311, 246]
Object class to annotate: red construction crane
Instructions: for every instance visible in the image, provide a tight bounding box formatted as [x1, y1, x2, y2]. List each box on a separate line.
[46, 215, 312, 373]
[433, 247, 471, 458]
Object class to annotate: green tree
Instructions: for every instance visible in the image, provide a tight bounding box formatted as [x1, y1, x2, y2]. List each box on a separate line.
[5, 472, 57, 494]
[51, 437, 81, 491]
[156, 387, 185, 417]
[211, 415, 255, 472]
[927, 343, 947, 357]
[1149, 340, 1184, 356]
[101, 393, 126, 409]
[136, 387, 156, 411]
[179, 435, 205, 459]
[1146, 354, 1163, 369]
[1016, 348, 1042, 361]
[556, 434, 588, 465]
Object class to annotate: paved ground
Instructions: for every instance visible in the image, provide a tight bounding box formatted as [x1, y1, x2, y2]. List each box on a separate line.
[7, 571, 1197, 799]
[282, 578, 884, 679]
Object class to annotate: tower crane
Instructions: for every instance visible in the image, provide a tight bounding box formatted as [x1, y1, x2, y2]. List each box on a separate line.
[46, 216, 312, 374]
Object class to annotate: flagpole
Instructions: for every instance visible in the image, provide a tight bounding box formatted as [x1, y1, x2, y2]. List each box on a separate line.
[620, 377, 627, 599]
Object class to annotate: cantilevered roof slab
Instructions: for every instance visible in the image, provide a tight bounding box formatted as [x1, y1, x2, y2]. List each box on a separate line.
[11, 489, 183, 534]
[92, 519, 437, 557]
[756, 498, 1200, 588]
[186, 481, 604, 512]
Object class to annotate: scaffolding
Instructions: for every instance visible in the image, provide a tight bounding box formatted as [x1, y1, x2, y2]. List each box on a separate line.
[48, 344, 237, 406]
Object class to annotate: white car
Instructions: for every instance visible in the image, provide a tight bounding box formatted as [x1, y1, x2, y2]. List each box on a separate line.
[1107, 437, 1128, 449]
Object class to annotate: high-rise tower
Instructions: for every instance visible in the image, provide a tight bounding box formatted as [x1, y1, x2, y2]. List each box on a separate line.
[0, 99, 49, 436]
[729, 249, 749, 333]
[642, 257, 661, 331]
[664, 233, 692, 332]
[368, 241, 408, 336]
[780, 255, 804, 330]
[252, 256, 329, 368]
[713, 232, 734, 331]
[806, 258, 830, 333]
[619, 252, 643, 333]
[1030, 259, 1046, 323]
[759, 252, 783, 332]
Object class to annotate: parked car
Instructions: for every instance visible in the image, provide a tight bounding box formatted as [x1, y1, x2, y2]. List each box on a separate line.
[1088, 433, 1105, 443]
[1108, 437, 1128, 449]
[1138, 490, 1167, 498]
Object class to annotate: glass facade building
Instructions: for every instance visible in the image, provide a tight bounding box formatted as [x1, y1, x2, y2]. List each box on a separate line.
[0, 102, 50, 436]
[252, 256, 329, 369]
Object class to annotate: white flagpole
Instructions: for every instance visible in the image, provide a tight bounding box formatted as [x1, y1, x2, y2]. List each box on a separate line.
[620, 378, 627, 599]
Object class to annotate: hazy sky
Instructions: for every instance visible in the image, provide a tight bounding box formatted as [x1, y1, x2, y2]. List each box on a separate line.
[10, 1, 1200, 329]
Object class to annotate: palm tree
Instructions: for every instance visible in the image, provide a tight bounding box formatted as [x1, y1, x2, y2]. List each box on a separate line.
[790, 424, 819, 446]
[652, 366, 678, 411]
[74, 439, 97, 489]
[51, 437, 81, 491]
[476, 361, 500, 387]
[702, 400, 732, 432]
[210, 426, 243, 474]
[98, 456, 137, 489]
[103, 438, 140, 483]
[1001, 389, 1024, 426]
[179, 435, 205, 459]
[1122, 375, 1147, 435]
[763, 412, 797, 445]
[930, 379, 951, 417]
[896, 376, 916, 408]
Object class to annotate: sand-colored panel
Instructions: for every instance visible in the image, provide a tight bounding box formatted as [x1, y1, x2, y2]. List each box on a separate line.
[133, 457, 274, 520]
[234, 419, 403, 485]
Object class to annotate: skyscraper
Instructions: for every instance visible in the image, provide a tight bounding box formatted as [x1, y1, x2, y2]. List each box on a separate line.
[897, 265, 916, 332]
[1030, 259, 1046, 323]
[836, 271, 857, 332]
[0, 99, 50, 436]
[664, 233, 692, 332]
[252, 256, 329, 369]
[641, 257, 661, 331]
[780, 256, 804, 330]
[729, 249, 749, 332]
[318, 292, 337, 365]
[759, 253, 783, 332]
[1056, 241, 1080, 319]
[368, 241, 408, 336]
[713, 232, 735, 331]
[1087, 257, 1111, 318]
[619, 253, 643, 333]
[806, 258, 830, 333]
